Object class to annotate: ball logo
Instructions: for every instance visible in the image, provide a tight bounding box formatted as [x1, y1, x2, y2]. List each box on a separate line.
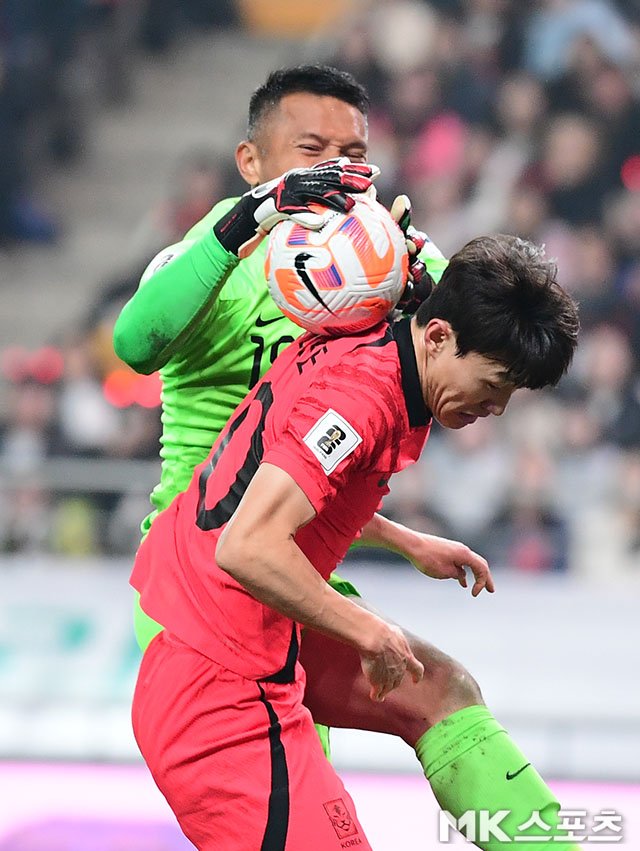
[265, 194, 408, 335]
[316, 424, 347, 456]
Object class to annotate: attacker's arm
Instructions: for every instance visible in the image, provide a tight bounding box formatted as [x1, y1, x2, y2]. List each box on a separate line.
[359, 513, 495, 596]
[215, 463, 423, 700]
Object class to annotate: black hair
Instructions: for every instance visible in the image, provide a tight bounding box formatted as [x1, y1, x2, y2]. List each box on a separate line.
[247, 64, 370, 140]
[415, 234, 579, 389]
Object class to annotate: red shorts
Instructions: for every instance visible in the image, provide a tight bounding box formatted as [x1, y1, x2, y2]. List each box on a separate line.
[132, 631, 372, 850]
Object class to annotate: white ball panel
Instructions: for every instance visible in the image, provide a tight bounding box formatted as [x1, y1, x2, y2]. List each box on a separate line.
[265, 195, 407, 335]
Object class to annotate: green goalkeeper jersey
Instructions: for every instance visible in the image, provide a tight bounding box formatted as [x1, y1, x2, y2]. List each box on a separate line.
[115, 198, 302, 536]
[113, 197, 448, 651]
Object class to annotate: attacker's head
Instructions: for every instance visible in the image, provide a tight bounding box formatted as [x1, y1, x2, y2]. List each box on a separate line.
[237, 65, 369, 186]
[413, 235, 579, 429]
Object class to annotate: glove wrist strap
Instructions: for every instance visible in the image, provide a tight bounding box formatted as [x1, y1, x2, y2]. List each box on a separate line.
[213, 196, 259, 256]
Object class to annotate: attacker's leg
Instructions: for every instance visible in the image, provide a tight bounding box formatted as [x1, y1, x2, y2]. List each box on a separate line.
[300, 600, 581, 850]
[300, 597, 484, 746]
[133, 632, 372, 851]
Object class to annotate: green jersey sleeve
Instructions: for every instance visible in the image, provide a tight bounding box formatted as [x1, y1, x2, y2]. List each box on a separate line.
[419, 236, 448, 284]
[113, 198, 240, 375]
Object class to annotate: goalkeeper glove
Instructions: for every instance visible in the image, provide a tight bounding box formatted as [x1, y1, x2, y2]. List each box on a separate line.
[389, 194, 435, 314]
[214, 158, 380, 258]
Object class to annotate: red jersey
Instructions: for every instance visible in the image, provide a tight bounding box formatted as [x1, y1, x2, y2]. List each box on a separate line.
[131, 318, 431, 680]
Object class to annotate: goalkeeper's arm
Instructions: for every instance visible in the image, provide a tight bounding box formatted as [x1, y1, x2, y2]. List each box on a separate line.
[114, 159, 379, 374]
[113, 199, 239, 375]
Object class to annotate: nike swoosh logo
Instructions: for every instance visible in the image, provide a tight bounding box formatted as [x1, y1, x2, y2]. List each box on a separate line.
[294, 252, 336, 315]
[506, 763, 530, 781]
[255, 314, 285, 327]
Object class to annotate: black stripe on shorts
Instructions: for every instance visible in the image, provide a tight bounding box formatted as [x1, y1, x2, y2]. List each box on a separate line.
[258, 683, 290, 851]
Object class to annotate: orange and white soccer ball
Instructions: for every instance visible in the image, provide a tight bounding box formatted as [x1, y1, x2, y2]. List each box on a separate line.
[265, 194, 409, 335]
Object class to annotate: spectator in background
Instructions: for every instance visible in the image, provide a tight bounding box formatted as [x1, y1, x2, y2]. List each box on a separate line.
[555, 389, 620, 520]
[569, 61, 640, 189]
[56, 339, 122, 459]
[576, 323, 640, 447]
[128, 151, 229, 261]
[490, 446, 569, 573]
[0, 364, 59, 552]
[606, 189, 640, 357]
[445, 0, 513, 124]
[503, 183, 550, 242]
[412, 418, 513, 553]
[83, 0, 141, 106]
[0, 374, 58, 477]
[531, 113, 609, 226]
[137, 0, 239, 54]
[469, 73, 546, 232]
[0, 1, 64, 242]
[523, 0, 636, 80]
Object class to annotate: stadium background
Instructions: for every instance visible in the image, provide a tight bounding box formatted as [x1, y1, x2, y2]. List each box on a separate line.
[0, 1, 639, 847]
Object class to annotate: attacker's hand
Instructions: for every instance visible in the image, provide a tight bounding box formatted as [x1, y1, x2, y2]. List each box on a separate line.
[359, 622, 424, 702]
[408, 532, 495, 597]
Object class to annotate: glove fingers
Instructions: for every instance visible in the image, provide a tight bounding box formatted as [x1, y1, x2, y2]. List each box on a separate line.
[363, 183, 378, 202]
[342, 162, 381, 181]
[296, 172, 352, 194]
[389, 194, 412, 233]
[310, 156, 349, 170]
[307, 161, 379, 187]
[406, 225, 426, 255]
[302, 166, 349, 186]
[340, 173, 375, 193]
[323, 189, 355, 213]
[290, 209, 337, 229]
[298, 188, 354, 214]
[397, 266, 434, 314]
[310, 157, 378, 177]
[412, 272, 434, 303]
[408, 258, 427, 284]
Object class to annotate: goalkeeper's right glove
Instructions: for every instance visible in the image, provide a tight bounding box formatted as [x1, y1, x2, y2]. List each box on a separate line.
[389, 194, 435, 315]
[213, 158, 380, 258]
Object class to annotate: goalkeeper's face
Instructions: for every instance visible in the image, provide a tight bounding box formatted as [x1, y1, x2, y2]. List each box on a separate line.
[237, 92, 368, 187]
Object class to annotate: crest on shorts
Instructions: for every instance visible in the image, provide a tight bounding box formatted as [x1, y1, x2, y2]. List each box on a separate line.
[323, 798, 359, 839]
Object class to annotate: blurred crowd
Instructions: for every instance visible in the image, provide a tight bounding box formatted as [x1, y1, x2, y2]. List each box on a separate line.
[1, 0, 639, 575]
[0, 0, 239, 244]
[333, 0, 640, 575]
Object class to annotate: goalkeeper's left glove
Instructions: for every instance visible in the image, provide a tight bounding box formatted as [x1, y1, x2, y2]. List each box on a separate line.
[389, 194, 435, 314]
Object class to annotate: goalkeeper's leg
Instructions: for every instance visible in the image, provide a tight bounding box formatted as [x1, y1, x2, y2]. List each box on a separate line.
[300, 595, 581, 851]
[311, 572, 362, 760]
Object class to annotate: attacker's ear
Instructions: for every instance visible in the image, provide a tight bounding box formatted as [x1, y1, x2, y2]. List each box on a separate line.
[424, 319, 453, 356]
[236, 140, 262, 188]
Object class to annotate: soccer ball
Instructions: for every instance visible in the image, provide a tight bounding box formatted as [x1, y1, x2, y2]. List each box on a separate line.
[264, 194, 409, 335]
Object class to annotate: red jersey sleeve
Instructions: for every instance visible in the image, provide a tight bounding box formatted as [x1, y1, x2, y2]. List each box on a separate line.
[262, 356, 400, 514]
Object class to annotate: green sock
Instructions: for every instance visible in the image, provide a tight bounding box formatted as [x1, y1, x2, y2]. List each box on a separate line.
[415, 705, 581, 850]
